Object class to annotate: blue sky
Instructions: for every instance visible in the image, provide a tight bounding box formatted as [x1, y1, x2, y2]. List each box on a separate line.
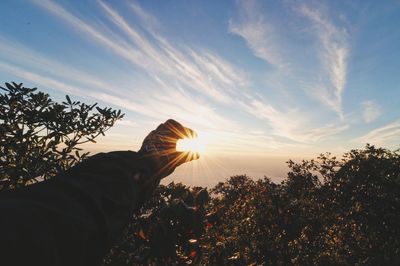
[1, 0, 399, 186]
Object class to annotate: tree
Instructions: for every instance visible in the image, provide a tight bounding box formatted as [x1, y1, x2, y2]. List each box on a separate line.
[200, 145, 400, 265]
[0, 82, 124, 190]
[104, 145, 400, 265]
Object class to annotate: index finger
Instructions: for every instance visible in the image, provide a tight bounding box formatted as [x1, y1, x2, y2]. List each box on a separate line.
[162, 119, 197, 139]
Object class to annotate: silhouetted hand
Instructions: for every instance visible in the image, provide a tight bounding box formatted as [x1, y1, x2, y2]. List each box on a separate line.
[139, 119, 199, 180]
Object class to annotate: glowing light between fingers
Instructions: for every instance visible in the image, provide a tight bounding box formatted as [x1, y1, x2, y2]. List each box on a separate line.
[176, 137, 206, 154]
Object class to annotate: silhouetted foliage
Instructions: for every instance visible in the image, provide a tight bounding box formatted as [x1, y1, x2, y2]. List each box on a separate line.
[0, 82, 124, 190]
[103, 183, 209, 265]
[105, 145, 400, 265]
[1, 82, 399, 265]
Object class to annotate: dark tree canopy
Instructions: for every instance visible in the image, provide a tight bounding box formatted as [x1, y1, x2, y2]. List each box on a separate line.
[104, 145, 400, 265]
[0, 82, 124, 190]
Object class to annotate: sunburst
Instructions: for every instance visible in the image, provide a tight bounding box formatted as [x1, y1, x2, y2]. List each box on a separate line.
[176, 136, 206, 154]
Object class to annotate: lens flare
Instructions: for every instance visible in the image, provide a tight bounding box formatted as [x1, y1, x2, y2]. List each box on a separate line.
[176, 137, 205, 153]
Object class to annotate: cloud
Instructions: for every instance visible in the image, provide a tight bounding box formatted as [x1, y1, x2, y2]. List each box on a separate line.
[0, 58, 288, 154]
[239, 98, 348, 143]
[229, 1, 351, 118]
[356, 120, 400, 146]
[297, 5, 350, 117]
[24, 0, 352, 149]
[228, 0, 284, 68]
[117, 120, 137, 127]
[30, 0, 145, 66]
[0, 61, 83, 96]
[0, 37, 132, 98]
[228, 1, 351, 137]
[361, 100, 382, 123]
[0, 58, 237, 131]
[301, 123, 349, 141]
[239, 98, 298, 139]
[32, 0, 250, 104]
[0, 61, 152, 117]
[30, 1, 300, 136]
[128, 1, 160, 33]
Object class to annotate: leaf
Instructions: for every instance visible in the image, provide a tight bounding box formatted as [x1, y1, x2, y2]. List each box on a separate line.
[5, 82, 14, 91]
[66, 95, 71, 104]
[188, 239, 198, 244]
[96, 106, 105, 115]
[195, 189, 209, 205]
[138, 229, 146, 240]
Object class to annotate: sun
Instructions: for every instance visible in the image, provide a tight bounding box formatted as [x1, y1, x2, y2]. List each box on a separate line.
[176, 136, 206, 154]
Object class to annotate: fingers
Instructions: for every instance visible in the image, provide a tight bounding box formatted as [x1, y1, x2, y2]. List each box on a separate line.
[161, 119, 197, 140]
[142, 120, 197, 155]
[141, 119, 200, 179]
[156, 151, 200, 178]
[184, 126, 197, 138]
[173, 151, 200, 165]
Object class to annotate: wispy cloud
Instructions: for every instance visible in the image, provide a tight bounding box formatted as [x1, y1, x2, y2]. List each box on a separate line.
[102, 0, 348, 143]
[24, 0, 352, 149]
[227, 1, 351, 140]
[0, 61, 149, 114]
[128, 1, 160, 33]
[22, 1, 255, 137]
[239, 98, 348, 143]
[0, 37, 133, 98]
[228, 0, 284, 68]
[2, 62, 268, 159]
[356, 120, 400, 146]
[230, 1, 351, 117]
[239, 98, 299, 140]
[116, 120, 137, 127]
[361, 100, 382, 123]
[33, 0, 249, 104]
[302, 123, 349, 141]
[297, 5, 350, 117]
[26, 1, 295, 138]
[30, 0, 145, 66]
[0, 62, 83, 96]
[0, 58, 238, 133]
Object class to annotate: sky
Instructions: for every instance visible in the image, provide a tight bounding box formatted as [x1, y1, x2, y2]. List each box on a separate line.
[0, 0, 399, 187]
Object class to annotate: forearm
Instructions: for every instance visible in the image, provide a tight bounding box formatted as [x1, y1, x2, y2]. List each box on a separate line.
[57, 151, 158, 232]
[0, 151, 158, 266]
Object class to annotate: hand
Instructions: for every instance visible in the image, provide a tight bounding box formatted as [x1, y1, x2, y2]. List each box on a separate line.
[139, 119, 199, 179]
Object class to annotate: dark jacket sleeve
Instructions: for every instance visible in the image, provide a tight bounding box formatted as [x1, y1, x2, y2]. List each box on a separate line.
[0, 151, 157, 266]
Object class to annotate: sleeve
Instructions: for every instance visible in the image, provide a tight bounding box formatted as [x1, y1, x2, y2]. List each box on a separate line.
[0, 151, 157, 266]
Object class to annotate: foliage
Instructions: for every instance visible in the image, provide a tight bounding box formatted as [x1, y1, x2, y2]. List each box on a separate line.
[1, 82, 399, 265]
[0, 82, 124, 190]
[105, 145, 400, 265]
[103, 183, 209, 265]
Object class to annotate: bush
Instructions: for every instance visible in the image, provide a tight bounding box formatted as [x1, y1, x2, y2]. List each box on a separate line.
[105, 145, 400, 265]
[201, 145, 400, 265]
[103, 183, 209, 265]
[0, 82, 124, 190]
